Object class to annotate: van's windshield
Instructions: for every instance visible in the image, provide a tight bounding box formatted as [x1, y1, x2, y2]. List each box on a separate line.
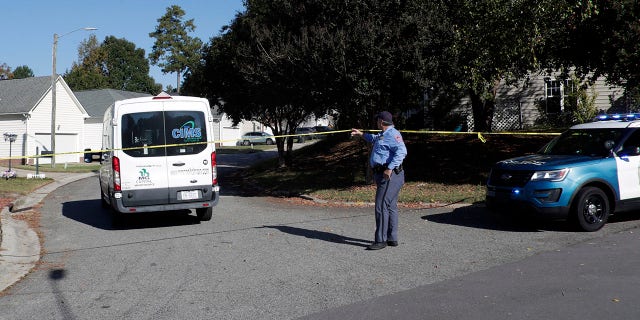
[121, 110, 208, 157]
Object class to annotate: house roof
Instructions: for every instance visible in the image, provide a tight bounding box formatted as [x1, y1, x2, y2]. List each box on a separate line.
[74, 89, 151, 118]
[0, 76, 51, 115]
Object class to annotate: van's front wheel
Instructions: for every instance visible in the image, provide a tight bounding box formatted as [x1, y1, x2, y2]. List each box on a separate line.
[196, 207, 213, 221]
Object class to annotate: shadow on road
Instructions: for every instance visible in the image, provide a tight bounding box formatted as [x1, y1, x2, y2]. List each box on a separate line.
[422, 205, 573, 232]
[62, 199, 201, 230]
[258, 225, 371, 248]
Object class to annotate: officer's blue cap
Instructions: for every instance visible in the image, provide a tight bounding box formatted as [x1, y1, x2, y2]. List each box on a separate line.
[376, 111, 393, 124]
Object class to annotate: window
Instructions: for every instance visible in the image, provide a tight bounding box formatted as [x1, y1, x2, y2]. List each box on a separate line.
[541, 129, 623, 157]
[121, 110, 207, 157]
[546, 79, 562, 98]
[545, 78, 563, 113]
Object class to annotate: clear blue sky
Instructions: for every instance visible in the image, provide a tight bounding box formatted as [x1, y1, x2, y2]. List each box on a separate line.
[2, 0, 245, 90]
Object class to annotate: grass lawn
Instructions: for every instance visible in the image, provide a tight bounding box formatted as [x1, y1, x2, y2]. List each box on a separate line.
[13, 163, 101, 173]
[0, 177, 54, 197]
[231, 132, 555, 205]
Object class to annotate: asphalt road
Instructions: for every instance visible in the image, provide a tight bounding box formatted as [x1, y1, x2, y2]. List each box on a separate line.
[0, 150, 639, 319]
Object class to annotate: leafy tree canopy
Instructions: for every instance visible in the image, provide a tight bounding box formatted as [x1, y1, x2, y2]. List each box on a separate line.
[12, 65, 34, 79]
[149, 5, 203, 93]
[64, 35, 161, 94]
[0, 63, 12, 80]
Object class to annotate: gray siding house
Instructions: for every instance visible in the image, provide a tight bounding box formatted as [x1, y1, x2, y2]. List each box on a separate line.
[455, 72, 625, 131]
[74, 89, 151, 152]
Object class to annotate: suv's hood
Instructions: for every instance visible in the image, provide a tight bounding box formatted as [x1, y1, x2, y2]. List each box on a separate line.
[495, 154, 602, 170]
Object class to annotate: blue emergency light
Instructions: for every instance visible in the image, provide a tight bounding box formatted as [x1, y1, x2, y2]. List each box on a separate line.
[594, 113, 640, 121]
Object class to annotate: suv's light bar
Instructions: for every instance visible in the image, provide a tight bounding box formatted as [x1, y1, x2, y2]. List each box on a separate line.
[594, 113, 640, 121]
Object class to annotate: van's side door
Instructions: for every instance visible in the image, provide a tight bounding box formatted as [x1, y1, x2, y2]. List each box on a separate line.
[118, 106, 171, 207]
[163, 100, 213, 204]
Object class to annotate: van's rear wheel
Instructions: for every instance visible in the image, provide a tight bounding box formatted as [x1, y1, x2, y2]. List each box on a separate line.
[100, 192, 109, 208]
[572, 186, 609, 232]
[266, 139, 274, 145]
[196, 207, 213, 221]
[111, 210, 126, 227]
[242, 140, 251, 146]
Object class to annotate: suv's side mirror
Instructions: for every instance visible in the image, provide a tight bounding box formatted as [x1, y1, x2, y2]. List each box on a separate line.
[618, 146, 640, 157]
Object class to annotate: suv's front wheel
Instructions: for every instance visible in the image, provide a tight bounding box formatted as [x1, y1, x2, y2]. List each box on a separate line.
[572, 186, 610, 232]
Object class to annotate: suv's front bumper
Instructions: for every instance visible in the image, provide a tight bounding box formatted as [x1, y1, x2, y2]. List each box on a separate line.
[486, 186, 570, 218]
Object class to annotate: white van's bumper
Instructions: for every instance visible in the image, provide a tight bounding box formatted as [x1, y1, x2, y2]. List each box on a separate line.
[111, 189, 219, 214]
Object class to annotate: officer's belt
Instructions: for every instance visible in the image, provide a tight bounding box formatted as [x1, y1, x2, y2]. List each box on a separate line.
[373, 164, 403, 174]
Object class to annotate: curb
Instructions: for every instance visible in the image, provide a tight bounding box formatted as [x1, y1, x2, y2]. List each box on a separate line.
[0, 171, 96, 293]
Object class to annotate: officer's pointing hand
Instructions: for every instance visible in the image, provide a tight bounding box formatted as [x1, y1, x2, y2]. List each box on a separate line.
[351, 128, 363, 136]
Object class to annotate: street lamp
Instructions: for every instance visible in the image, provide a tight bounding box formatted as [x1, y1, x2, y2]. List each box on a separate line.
[51, 27, 97, 167]
[4, 133, 17, 179]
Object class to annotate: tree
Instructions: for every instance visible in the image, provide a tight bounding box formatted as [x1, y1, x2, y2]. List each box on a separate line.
[101, 36, 161, 93]
[445, 0, 560, 132]
[185, 2, 324, 167]
[184, 0, 454, 167]
[64, 35, 161, 94]
[0, 63, 12, 80]
[541, 1, 640, 108]
[63, 35, 108, 90]
[325, 0, 455, 129]
[12, 65, 34, 79]
[149, 5, 203, 94]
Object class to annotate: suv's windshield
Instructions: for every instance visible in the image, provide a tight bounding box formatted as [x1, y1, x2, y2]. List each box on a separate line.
[539, 128, 624, 157]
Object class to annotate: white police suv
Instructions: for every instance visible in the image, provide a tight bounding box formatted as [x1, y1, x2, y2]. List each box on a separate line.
[486, 113, 640, 231]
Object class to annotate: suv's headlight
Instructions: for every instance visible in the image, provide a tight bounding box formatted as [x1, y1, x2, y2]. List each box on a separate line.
[530, 168, 569, 182]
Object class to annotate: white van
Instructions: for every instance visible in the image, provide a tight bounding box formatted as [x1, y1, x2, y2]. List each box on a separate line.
[99, 93, 219, 221]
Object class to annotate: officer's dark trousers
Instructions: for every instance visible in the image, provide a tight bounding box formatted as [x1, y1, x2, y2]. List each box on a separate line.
[373, 170, 405, 243]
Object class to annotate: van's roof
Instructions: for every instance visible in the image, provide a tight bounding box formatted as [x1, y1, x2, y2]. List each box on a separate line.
[115, 93, 208, 105]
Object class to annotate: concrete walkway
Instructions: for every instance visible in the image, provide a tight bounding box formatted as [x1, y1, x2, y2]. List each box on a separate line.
[0, 166, 95, 292]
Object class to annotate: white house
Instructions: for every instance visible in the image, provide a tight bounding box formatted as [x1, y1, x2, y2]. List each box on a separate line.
[0, 76, 88, 166]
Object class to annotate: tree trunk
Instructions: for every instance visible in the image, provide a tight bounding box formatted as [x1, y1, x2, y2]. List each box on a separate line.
[469, 90, 495, 132]
[176, 70, 181, 94]
[276, 137, 286, 168]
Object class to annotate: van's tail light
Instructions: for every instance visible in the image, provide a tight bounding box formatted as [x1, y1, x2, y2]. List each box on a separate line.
[211, 151, 218, 185]
[112, 156, 122, 191]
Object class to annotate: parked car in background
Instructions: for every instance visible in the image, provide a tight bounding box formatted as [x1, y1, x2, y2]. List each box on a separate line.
[239, 131, 275, 146]
[313, 126, 334, 139]
[295, 127, 317, 142]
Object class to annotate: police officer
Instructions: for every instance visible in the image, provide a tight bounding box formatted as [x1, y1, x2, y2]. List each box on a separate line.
[351, 111, 407, 250]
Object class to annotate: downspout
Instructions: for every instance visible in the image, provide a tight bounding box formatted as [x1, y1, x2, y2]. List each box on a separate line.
[23, 113, 31, 165]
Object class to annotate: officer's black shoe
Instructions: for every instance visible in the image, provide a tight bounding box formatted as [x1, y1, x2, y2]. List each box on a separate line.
[367, 242, 387, 250]
[387, 241, 398, 247]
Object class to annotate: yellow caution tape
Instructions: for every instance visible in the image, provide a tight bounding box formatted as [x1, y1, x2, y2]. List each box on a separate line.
[0, 129, 559, 161]
[477, 132, 486, 143]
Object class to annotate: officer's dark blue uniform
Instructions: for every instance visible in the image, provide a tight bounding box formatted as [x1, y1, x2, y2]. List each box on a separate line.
[352, 111, 407, 250]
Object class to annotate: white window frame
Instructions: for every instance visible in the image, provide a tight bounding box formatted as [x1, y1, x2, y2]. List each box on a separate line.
[544, 78, 565, 113]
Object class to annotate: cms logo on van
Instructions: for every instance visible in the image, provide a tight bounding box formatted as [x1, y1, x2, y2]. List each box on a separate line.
[172, 121, 202, 139]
